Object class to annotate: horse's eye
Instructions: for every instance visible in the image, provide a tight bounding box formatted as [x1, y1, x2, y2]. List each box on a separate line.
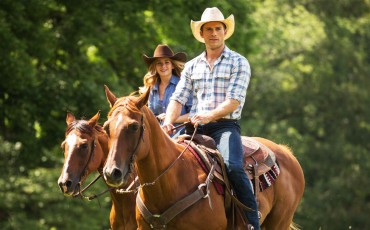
[129, 123, 140, 132]
[80, 143, 88, 150]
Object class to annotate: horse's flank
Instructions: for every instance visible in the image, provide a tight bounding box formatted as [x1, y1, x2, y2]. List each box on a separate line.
[253, 137, 304, 229]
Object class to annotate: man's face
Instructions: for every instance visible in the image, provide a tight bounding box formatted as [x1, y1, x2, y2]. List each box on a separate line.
[200, 21, 227, 50]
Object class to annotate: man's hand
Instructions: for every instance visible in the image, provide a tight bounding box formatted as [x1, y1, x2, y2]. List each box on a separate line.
[190, 113, 213, 125]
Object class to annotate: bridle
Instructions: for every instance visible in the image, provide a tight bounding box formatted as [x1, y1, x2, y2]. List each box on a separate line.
[106, 102, 194, 193]
[130, 115, 146, 160]
[72, 123, 144, 201]
[74, 111, 145, 200]
[74, 106, 190, 200]
[72, 138, 97, 199]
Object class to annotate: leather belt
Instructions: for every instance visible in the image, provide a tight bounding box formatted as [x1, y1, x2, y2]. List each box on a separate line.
[215, 118, 238, 122]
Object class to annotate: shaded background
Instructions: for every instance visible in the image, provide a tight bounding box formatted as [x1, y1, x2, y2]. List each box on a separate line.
[1, 0, 369, 229]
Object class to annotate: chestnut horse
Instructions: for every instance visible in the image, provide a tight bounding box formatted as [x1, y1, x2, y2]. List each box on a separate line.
[102, 86, 305, 230]
[57, 111, 137, 230]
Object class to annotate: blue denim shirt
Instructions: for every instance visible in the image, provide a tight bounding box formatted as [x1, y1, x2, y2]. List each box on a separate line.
[148, 75, 192, 117]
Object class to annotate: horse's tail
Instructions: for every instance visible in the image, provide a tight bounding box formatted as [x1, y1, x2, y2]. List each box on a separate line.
[279, 145, 303, 230]
[290, 222, 301, 230]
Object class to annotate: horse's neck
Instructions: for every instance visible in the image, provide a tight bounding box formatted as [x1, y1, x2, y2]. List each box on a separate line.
[136, 113, 201, 208]
[137, 112, 182, 183]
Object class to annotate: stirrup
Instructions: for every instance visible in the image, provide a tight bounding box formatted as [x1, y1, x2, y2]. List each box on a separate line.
[248, 224, 255, 230]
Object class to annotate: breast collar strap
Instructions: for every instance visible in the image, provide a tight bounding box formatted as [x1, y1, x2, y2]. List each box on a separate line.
[136, 159, 218, 229]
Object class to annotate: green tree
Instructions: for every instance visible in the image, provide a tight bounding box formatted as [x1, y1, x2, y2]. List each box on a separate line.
[246, 0, 370, 228]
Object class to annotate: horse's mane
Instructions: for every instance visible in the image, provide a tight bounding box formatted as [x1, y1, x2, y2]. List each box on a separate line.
[65, 119, 104, 136]
[108, 90, 149, 117]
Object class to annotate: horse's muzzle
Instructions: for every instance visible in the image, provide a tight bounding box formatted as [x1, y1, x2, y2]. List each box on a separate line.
[103, 167, 126, 187]
[57, 176, 77, 196]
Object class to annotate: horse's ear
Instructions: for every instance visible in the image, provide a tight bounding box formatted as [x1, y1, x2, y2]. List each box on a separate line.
[137, 86, 151, 109]
[104, 85, 117, 108]
[88, 111, 100, 128]
[66, 112, 75, 125]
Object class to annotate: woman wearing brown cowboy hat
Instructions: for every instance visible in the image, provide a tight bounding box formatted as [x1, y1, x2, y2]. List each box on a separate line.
[141, 44, 192, 134]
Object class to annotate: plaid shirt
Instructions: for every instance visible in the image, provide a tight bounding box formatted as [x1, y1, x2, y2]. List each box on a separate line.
[170, 46, 251, 120]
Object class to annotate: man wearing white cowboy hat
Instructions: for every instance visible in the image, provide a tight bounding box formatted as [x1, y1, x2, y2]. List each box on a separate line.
[162, 7, 260, 230]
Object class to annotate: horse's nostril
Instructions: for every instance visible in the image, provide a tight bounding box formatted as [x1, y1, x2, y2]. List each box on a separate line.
[65, 180, 72, 188]
[112, 168, 123, 180]
[58, 179, 73, 193]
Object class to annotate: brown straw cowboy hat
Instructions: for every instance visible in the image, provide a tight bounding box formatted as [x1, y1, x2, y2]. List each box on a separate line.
[142, 44, 187, 67]
[190, 7, 235, 43]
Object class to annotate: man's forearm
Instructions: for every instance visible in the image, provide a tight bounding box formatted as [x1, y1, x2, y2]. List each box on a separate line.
[190, 99, 239, 125]
[209, 99, 239, 121]
[175, 113, 189, 123]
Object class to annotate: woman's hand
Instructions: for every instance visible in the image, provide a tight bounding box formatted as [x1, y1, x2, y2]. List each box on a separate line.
[161, 123, 175, 135]
[156, 113, 166, 121]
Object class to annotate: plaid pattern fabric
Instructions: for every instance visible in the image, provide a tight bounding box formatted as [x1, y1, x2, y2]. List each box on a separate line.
[171, 46, 251, 119]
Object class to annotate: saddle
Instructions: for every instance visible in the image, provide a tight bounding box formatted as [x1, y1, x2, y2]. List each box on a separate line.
[177, 134, 280, 230]
[177, 134, 278, 189]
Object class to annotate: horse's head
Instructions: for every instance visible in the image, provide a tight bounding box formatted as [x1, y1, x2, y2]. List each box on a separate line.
[103, 85, 150, 187]
[58, 111, 106, 196]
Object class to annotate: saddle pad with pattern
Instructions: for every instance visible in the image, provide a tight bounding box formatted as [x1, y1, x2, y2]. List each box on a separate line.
[177, 134, 280, 192]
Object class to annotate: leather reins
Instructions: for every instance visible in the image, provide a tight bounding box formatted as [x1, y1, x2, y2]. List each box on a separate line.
[71, 114, 193, 202]
[73, 138, 97, 199]
[73, 114, 145, 200]
[134, 122, 222, 229]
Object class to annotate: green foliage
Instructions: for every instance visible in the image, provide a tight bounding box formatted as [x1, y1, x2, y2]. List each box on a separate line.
[0, 166, 111, 230]
[243, 0, 370, 228]
[1, 0, 369, 229]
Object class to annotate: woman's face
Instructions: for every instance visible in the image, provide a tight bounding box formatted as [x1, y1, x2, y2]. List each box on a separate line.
[155, 57, 174, 79]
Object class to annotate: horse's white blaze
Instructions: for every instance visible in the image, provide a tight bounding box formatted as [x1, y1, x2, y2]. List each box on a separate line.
[115, 114, 123, 131]
[63, 133, 78, 173]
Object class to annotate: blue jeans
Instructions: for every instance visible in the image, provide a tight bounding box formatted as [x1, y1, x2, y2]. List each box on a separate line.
[191, 121, 260, 230]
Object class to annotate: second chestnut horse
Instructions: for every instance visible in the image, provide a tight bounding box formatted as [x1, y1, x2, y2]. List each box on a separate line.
[58, 111, 137, 230]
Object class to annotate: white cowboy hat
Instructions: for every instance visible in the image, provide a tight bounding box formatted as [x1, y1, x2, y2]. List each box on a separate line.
[190, 7, 235, 43]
